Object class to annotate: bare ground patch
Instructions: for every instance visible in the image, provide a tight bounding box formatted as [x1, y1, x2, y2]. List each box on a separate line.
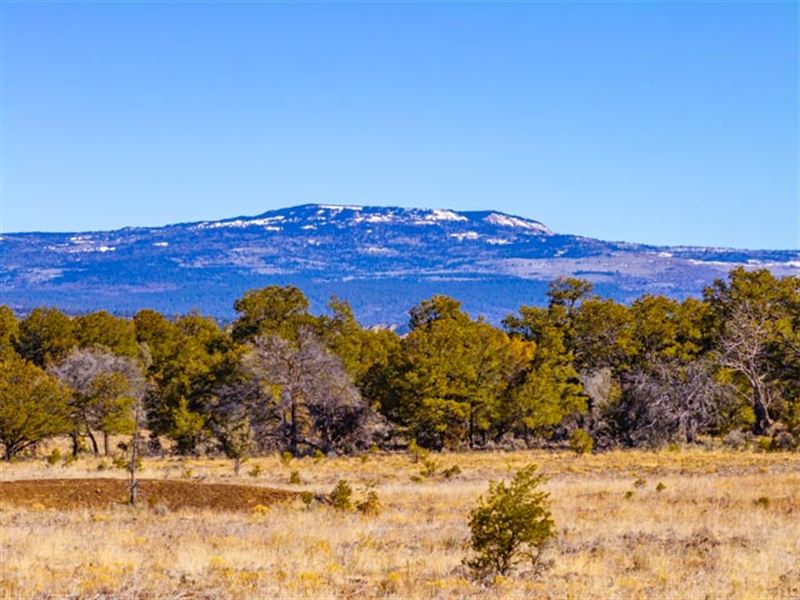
[0, 478, 297, 511]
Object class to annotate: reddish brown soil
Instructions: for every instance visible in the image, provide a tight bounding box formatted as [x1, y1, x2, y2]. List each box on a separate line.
[0, 478, 297, 511]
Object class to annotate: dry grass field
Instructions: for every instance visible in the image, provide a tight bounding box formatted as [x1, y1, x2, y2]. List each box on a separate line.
[1, 447, 798, 598]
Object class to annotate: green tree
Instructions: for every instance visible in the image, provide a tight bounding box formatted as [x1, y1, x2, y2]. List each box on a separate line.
[503, 305, 586, 441]
[14, 307, 77, 367]
[570, 297, 633, 372]
[0, 356, 71, 460]
[74, 311, 139, 357]
[232, 285, 317, 342]
[319, 297, 400, 386]
[137, 311, 239, 452]
[168, 396, 208, 455]
[465, 464, 555, 578]
[381, 297, 535, 448]
[0, 306, 19, 360]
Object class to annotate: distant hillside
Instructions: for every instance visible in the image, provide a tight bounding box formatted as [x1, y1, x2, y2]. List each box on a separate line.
[1, 204, 797, 325]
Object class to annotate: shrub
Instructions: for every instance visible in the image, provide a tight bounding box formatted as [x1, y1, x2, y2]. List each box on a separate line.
[45, 448, 61, 467]
[420, 458, 438, 478]
[568, 429, 593, 455]
[656, 482, 666, 492]
[756, 436, 772, 452]
[407, 439, 428, 464]
[329, 480, 353, 511]
[356, 485, 381, 516]
[771, 431, 798, 451]
[300, 491, 314, 508]
[464, 464, 555, 579]
[313, 449, 325, 462]
[633, 478, 647, 488]
[280, 451, 293, 465]
[113, 455, 142, 473]
[624, 490, 634, 500]
[722, 429, 749, 450]
[753, 496, 770, 509]
[289, 470, 302, 485]
[248, 464, 262, 478]
[442, 464, 462, 479]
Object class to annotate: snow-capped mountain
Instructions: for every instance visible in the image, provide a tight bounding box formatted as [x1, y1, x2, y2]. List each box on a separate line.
[1, 204, 797, 324]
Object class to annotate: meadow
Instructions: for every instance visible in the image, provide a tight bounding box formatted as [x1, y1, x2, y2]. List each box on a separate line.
[0, 447, 798, 599]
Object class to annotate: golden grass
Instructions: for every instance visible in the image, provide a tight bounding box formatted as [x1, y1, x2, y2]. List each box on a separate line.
[1, 448, 798, 598]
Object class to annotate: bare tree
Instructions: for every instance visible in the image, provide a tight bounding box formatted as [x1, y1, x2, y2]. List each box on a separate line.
[716, 301, 776, 435]
[243, 328, 381, 455]
[617, 358, 733, 447]
[50, 347, 146, 456]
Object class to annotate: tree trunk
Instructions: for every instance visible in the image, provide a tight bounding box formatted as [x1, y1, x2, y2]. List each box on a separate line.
[290, 394, 299, 456]
[70, 432, 80, 457]
[234, 455, 241, 476]
[468, 403, 475, 449]
[129, 404, 140, 507]
[752, 384, 773, 435]
[103, 432, 110, 456]
[87, 429, 99, 456]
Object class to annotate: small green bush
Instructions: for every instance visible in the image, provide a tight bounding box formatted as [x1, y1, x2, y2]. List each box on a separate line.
[407, 439, 429, 464]
[624, 490, 635, 500]
[289, 470, 302, 485]
[300, 491, 314, 508]
[330, 480, 353, 511]
[356, 485, 381, 516]
[633, 478, 647, 488]
[313, 449, 325, 462]
[464, 464, 555, 579]
[45, 448, 61, 466]
[442, 464, 462, 479]
[656, 482, 666, 493]
[280, 451, 293, 465]
[420, 458, 439, 478]
[753, 496, 770, 509]
[568, 429, 593, 455]
[113, 455, 142, 473]
[248, 464, 262, 478]
[755, 436, 773, 452]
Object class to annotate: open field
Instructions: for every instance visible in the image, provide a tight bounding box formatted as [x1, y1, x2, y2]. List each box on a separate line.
[1, 448, 799, 598]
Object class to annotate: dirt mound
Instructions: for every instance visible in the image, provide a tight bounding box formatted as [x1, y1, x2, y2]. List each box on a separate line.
[0, 478, 297, 511]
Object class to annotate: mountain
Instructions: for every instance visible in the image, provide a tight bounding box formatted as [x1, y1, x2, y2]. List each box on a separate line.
[1, 204, 797, 325]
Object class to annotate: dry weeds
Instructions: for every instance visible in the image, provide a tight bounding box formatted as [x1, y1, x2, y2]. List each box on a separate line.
[1, 448, 798, 598]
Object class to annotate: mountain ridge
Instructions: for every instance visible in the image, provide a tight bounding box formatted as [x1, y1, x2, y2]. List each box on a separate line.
[1, 203, 797, 325]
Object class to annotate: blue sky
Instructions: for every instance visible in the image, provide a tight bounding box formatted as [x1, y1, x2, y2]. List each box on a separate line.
[1, 1, 797, 249]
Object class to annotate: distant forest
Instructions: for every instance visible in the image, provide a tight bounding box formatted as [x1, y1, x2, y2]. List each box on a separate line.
[1, 267, 798, 461]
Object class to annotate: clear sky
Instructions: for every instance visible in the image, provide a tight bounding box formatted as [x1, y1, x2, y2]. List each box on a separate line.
[1, 1, 797, 249]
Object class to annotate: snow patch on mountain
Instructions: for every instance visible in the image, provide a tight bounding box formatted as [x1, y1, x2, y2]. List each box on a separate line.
[196, 216, 285, 230]
[450, 232, 480, 241]
[423, 209, 468, 222]
[484, 213, 551, 234]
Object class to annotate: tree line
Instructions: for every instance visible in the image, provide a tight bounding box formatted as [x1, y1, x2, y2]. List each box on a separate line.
[0, 267, 797, 461]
